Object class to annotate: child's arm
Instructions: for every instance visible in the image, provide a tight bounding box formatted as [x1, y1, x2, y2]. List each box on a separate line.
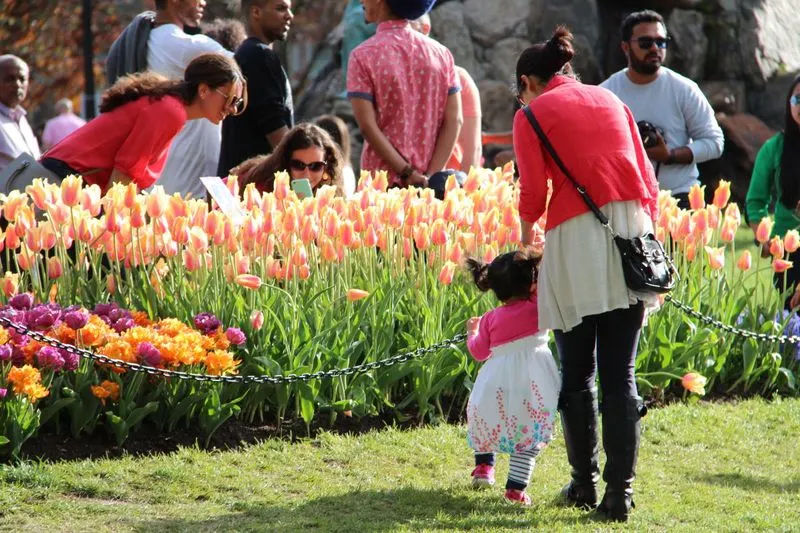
[466, 314, 492, 362]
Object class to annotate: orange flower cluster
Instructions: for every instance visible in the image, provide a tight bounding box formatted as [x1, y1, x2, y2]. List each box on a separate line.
[6, 365, 49, 403]
[91, 380, 120, 405]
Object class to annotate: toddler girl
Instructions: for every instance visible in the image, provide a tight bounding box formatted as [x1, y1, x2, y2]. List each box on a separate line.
[465, 249, 561, 505]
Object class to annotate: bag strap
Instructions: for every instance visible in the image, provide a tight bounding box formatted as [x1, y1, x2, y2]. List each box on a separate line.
[522, 106, 611, 228]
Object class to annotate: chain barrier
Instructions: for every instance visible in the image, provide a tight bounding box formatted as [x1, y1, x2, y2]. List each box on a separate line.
[662, 295, 800, 345]
[0, 295, 794, 385]
[0, 316, 466, 385]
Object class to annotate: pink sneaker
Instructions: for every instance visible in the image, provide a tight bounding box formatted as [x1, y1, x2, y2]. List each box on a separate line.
[504, 488, 532, 506]
[471, 464, 496, 489]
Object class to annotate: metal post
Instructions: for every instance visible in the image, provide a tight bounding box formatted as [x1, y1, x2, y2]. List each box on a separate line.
[82, 0, 96, 119]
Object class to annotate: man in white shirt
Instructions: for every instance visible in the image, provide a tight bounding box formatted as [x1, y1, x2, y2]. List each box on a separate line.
[600, 10, 723, 208]
[42, 98, 86, 150]
[0, 55, 40, 175]
[147, 0, 232, 198]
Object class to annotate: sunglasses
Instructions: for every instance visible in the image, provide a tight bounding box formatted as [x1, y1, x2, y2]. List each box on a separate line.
[631, 37, 669, 50]
[290, 159, 326, 172]
[215, 88, 245, 115]
[791, 94, 800, 107]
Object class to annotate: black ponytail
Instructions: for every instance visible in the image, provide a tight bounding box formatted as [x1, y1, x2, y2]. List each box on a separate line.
[465, 258, 491, 292]
[515, 26, 576, 94]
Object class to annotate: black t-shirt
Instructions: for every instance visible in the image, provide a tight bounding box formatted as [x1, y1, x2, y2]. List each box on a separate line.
[218, 37, 294, 177]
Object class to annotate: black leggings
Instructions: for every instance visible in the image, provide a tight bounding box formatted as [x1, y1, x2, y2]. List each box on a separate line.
[554, 302, 645, 398]
[40, 157, 80, 181]
[774, 248, 800, 310]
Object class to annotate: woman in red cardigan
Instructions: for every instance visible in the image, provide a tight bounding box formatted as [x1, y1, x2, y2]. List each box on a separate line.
[41, 53, 246, 192]
[514, 28, 659, 522]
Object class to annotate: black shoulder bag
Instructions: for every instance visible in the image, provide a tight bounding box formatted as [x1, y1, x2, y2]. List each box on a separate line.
[523, 107, 676, 294]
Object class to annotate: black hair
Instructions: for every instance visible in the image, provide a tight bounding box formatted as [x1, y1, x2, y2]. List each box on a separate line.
[465, 250, 542, 302]
[779, 76, 800, 210]
[154, 0, 167, 10]
[515, 27, 575, 96]
[620, 10, 666, 42]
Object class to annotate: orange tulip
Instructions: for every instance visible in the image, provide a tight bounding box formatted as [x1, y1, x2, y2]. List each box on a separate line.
[688, 184, 705, 210]
[47, 256, 63, 280]
[773, 259, 793, 274]
[273, 172, 290, 201]
[60, 175, 82, 207]
[720, 218, 737, 243]
[785, 230, 800, 254]
[430, 219, 448, 246]
[755, 218, 773, 244]
[402, 237, 413, 260]
[184, 248, 202, 271]
[712, 180, 731, 209]
[26, 178, 49, 211]
[736, 250, 752, 271]
[171, 216, 189, 245]
[724, 202, 741, 226]
[704, 246, 725, 270]
[685, 242, 697, 261]
[438, 261, 456, 285]
[189, 226, 209, 253]
[81, 184, 103, 216]
[347, 288, 369, 302]
[146, 187, 168, 218]
[123, 182, 138, 209]
[105, 204, 123, 234]
[769, 236, 784, 259]
[482, 244, 497, 264]
[107, 275, 116, 295]
[681, 372, 707, 395]
[413, 223, 430, 250]
[2, 271, 19, 297]
[235, 274, 262, 290]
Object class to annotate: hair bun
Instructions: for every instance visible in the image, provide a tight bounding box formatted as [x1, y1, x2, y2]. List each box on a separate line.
[545, 26, 575, 66]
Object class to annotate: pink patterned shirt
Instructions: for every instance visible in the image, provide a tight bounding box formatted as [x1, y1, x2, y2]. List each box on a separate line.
[347, 19, 460, 185]
[467, 299, 542, 362]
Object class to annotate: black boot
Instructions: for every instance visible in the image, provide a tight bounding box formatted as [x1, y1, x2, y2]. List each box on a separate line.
[597, 395, 646, 522]
[558, 388, 600, 509]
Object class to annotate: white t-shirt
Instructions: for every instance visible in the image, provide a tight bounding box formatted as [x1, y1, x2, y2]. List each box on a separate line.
[600, 68, 723, 195]
[147, 24, 232, 198]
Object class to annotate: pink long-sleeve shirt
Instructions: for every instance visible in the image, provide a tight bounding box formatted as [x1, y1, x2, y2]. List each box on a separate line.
[467, 299, 541, 362]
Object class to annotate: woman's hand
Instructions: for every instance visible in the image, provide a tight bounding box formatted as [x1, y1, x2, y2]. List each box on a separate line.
[406, 170, 429, 188]
[466, 317, 480, 335]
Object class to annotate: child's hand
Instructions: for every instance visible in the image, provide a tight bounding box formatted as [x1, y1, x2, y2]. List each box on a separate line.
[466, 317, 480, 335]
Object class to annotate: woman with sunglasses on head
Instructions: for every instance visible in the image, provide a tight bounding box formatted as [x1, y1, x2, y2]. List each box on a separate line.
[40, 53, 246, 193]
[746, 76, 800, 309]
[514, 27, 659, 522]
[231, 123, 346, 197]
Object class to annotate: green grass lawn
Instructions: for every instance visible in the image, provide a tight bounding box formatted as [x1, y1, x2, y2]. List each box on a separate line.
[1, 398, 798, 532]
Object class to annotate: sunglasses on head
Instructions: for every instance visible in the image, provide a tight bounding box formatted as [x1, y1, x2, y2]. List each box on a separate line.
[791, 94, 800, 107]
[631, 36, 669, 50]
[290, 159, 326, 172]
[215, 88, 245, 115]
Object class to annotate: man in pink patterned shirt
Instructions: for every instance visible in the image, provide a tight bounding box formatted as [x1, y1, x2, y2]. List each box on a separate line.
[347, 0, 462, 188]
[42, 99, 86, 150]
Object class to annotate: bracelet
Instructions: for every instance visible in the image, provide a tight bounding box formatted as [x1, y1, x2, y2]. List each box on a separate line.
[399, 164, 414, 180]
[665, 151, 676, 165]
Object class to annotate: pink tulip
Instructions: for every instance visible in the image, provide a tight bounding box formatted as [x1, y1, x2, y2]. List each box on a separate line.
[720, 219, 737, 243]
[60, 175, 82, 207]
[755, 218, 773, 244]
[785, 230, 800, 254]
[46, 256, 63, 280]
[438, 261, 456, 285]
[736, 250, 751, 271]
[682, 372, 707, 395]
[347, 289, 369, 302]
[688, 184, 705, 210]
[773, 259, 793, 274]
[769, 236, 784, 259]
[250, 310, 264, 331]
[235, 274, 262, 290]
[2, 272, 19, 297]
[712, 180, 731, 209]
[704, 246, 725, 270]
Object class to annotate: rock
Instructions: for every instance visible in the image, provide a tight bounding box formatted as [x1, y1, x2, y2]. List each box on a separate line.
[667, 9, 707, 80]
[698, 112, 776, 208]
[748, 71, 800, 130]
[488, 38, 532, 84]
[478, 79, 516, 133]
[429, 2, 484, 80]
[463, 0, 541, 48]
[700, 80, 746, 115]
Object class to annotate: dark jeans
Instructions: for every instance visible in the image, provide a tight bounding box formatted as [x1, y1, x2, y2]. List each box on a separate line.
[40, 157, 79, 181]
[774, 248, 800, 309]
[672, 192, 690, 210]
[554, 302, 645, 398]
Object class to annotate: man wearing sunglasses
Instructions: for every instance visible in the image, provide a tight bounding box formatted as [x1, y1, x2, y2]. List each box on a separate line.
[218, 0, 295, 180]
[601, 10, 723, 209]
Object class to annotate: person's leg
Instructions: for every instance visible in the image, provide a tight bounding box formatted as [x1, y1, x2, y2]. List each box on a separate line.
[504, 448, 539, 505]
[595, 302, 647, 522]
[471, 452, 496, 488]
[553, 315, 600, 508]
[672, 192, 690, 210]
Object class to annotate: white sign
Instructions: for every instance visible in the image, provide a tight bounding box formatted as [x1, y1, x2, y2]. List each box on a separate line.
[200, 176, 246, 227]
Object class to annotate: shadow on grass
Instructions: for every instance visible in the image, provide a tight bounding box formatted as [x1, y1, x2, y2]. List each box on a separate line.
[130, 487, 608, 532]
[699, 473, 800, 494]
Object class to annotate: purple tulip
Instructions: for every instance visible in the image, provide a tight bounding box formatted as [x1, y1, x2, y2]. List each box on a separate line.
[93, 303, 116, 317]
[137, 342, 162, 367]
[108, 308, 129, 322]
[9, 293, 34, 310]
[64, 309, 90, 330]
[26, 304, 61, 330]
[0, 344, 11, 362]
[0, 388, 6, 399]
[60, 348, 80, 372]
[225, 327, 247, 346]
[11, 345, 25, 366]
[36, 346, 65, 371]
[194, 312, 221, 335]
[112, 317, 135, 334]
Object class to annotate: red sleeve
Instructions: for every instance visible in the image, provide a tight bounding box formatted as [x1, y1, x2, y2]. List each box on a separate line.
[513, 110, 549, 224]
[624, 105, 659, 222]
[114, 96, 187, 188]
[467, 311, 492, 362]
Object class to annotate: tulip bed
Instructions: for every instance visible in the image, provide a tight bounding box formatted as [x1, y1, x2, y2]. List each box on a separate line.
[0, 168, 797, 458]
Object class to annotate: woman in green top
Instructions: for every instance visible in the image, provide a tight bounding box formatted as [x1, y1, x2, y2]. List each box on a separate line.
[746, 75, 800, 308]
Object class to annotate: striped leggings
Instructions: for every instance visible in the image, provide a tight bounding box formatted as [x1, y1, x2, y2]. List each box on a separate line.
[476, 449, 540, 490]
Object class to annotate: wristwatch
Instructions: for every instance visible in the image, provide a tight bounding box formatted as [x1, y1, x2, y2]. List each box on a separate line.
[664, 151, 677, 165]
